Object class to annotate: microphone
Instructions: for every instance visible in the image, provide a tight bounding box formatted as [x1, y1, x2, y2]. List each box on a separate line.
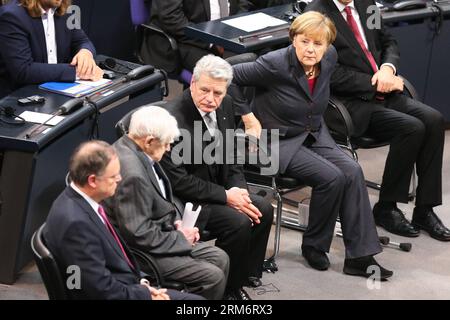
[59, 97, 84, 115]
[25, 98, 84, 139]
[100, 58, 133, 74]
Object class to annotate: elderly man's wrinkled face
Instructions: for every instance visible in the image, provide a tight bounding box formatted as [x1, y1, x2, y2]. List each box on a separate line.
[144, 137, 171, 162]
[190, 73, 228, 113]
[39, 0, 63, 10]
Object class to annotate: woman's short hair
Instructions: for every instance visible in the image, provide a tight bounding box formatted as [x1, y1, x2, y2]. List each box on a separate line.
[69, 140, 116, 186]
[129, 106, 180, 144]
[20, 0, 72, 18]
[192, 55, 233, 87]
[289, 11, 337, 45]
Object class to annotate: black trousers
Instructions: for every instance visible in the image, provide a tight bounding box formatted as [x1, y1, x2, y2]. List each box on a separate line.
[285, 141, 382, 259]
[198, 194, 273, 290]
[362, 94, 445, 206]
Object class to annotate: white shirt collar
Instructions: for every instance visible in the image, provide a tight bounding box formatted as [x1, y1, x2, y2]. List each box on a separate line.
[70, 182, 105, 224]
[40, 7, 56, 17]
[197, 108, 217, 122]
[333, 0, 355, 13]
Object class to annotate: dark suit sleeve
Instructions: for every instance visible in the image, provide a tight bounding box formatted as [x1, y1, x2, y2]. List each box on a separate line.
[60, 220, 150, 300]
[112, 175, 192, 255]
[0, 10, 77, 84]
[230, 56, 276, 115]
[153, 0, 210, 49]
[231, 0, 250, 13]
[378, 18, 400, 68]
[160, 152, 228, 204]
[70, 27, 96, 57]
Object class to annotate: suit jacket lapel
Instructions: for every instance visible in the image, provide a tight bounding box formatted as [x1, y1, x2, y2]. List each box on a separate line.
[355, 0, 379, 63]
[31, 17, 48, 62]
[288, 46, 312, 101]
[122, 136, 167, 200]
[54, 15, 66, 63]
[327, 1, 373, 70]
[183, 90, 218, 180]
[67, 187, 126, 262]
[154, 162, 174, 202]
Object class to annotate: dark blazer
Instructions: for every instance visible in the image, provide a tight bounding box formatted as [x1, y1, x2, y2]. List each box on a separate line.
[43, 186, 150, 300]
[232, 45, 338, 173]
[147, 0, 249, 72]
[160, 90, 247, 207]
[102, 135, 192, 257]
[306, 0, 400, 134]
[0, 3, 95, 97]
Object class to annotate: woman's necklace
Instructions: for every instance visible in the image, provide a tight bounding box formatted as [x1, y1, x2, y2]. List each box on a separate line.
[306, 66, 315, 78]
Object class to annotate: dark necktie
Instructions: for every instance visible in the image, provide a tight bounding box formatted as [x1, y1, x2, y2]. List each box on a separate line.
[204, 112, 218, 137]
[218, 0, 229, 18]
[98, 205, 134, 269]
[344, 6, 378, 73]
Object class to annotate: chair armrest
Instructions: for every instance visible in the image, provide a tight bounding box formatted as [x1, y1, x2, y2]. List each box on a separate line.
[129, 247, 186, 291]
[327, 95, 355, 138]
[235, 132, 277, 176]
[399, 75, 420, 101]
[129, 248, 163, 286]
[140, 23, 179, 51]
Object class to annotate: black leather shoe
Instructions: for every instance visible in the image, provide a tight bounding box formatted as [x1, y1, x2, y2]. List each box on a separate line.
[245, 276, 262, 288]
[302, 246, 330, 271]
[343, 256, 393, 280]
[224, 288, 252, 300]
[412, 208, 450, 241]
[373, 203, 420, 237]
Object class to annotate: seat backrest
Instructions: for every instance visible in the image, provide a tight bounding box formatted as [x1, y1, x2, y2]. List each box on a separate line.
[129, 0, 150, 26]
[31, 224, 68, 300]
[115, 101, 167, 138]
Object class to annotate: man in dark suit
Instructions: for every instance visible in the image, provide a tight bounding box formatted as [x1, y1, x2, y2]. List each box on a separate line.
[0, 0, 103, 98]
[44, 140, 202, 300]
[306, 0, 450, 241]
[103, 106, 229, 300]
[144, 0, 249, 74]
[160, 55, 273, 300]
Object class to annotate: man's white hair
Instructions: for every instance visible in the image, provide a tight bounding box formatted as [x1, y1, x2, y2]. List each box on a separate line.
[129, 106, 180, 143]
[192, 54, 233, 86]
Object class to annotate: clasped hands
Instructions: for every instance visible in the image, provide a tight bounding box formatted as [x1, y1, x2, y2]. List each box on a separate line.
[226, 187, 262, 224]
[371, 65, 404, 94]
[71, 49, 104, 81]
[140, 278, 170, 300]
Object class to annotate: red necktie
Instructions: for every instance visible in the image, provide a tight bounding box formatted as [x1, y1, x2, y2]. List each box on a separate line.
[344, 6, 378, 73]
[98, 205, 134, 269]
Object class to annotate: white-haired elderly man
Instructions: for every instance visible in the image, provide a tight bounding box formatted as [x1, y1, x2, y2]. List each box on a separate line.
[103, 106, 229, 300]
[160, 55, 274, 300]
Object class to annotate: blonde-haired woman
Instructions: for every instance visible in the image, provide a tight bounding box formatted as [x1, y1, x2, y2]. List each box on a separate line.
[232, 11, 393, 279]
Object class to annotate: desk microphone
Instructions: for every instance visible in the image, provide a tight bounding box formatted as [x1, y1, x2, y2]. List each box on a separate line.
[25, 98, 84, 139]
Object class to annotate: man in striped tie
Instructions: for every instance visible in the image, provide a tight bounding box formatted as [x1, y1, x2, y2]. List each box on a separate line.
[43, 140, 203, 300]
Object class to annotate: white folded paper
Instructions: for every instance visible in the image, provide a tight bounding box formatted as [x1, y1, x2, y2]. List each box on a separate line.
[181, 202, 201, 229]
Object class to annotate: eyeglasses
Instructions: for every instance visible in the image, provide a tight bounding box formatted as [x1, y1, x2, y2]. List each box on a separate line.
[96, 173, 121, 181]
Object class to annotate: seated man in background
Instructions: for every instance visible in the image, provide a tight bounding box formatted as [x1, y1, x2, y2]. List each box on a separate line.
[44, 140, 202, 300]
[103, 106, 229, 300]
[0, 0, 103, 98]
[160, 55, 274, 300]
[143, 0, 249, 74]
[306, 0, 450, 241]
